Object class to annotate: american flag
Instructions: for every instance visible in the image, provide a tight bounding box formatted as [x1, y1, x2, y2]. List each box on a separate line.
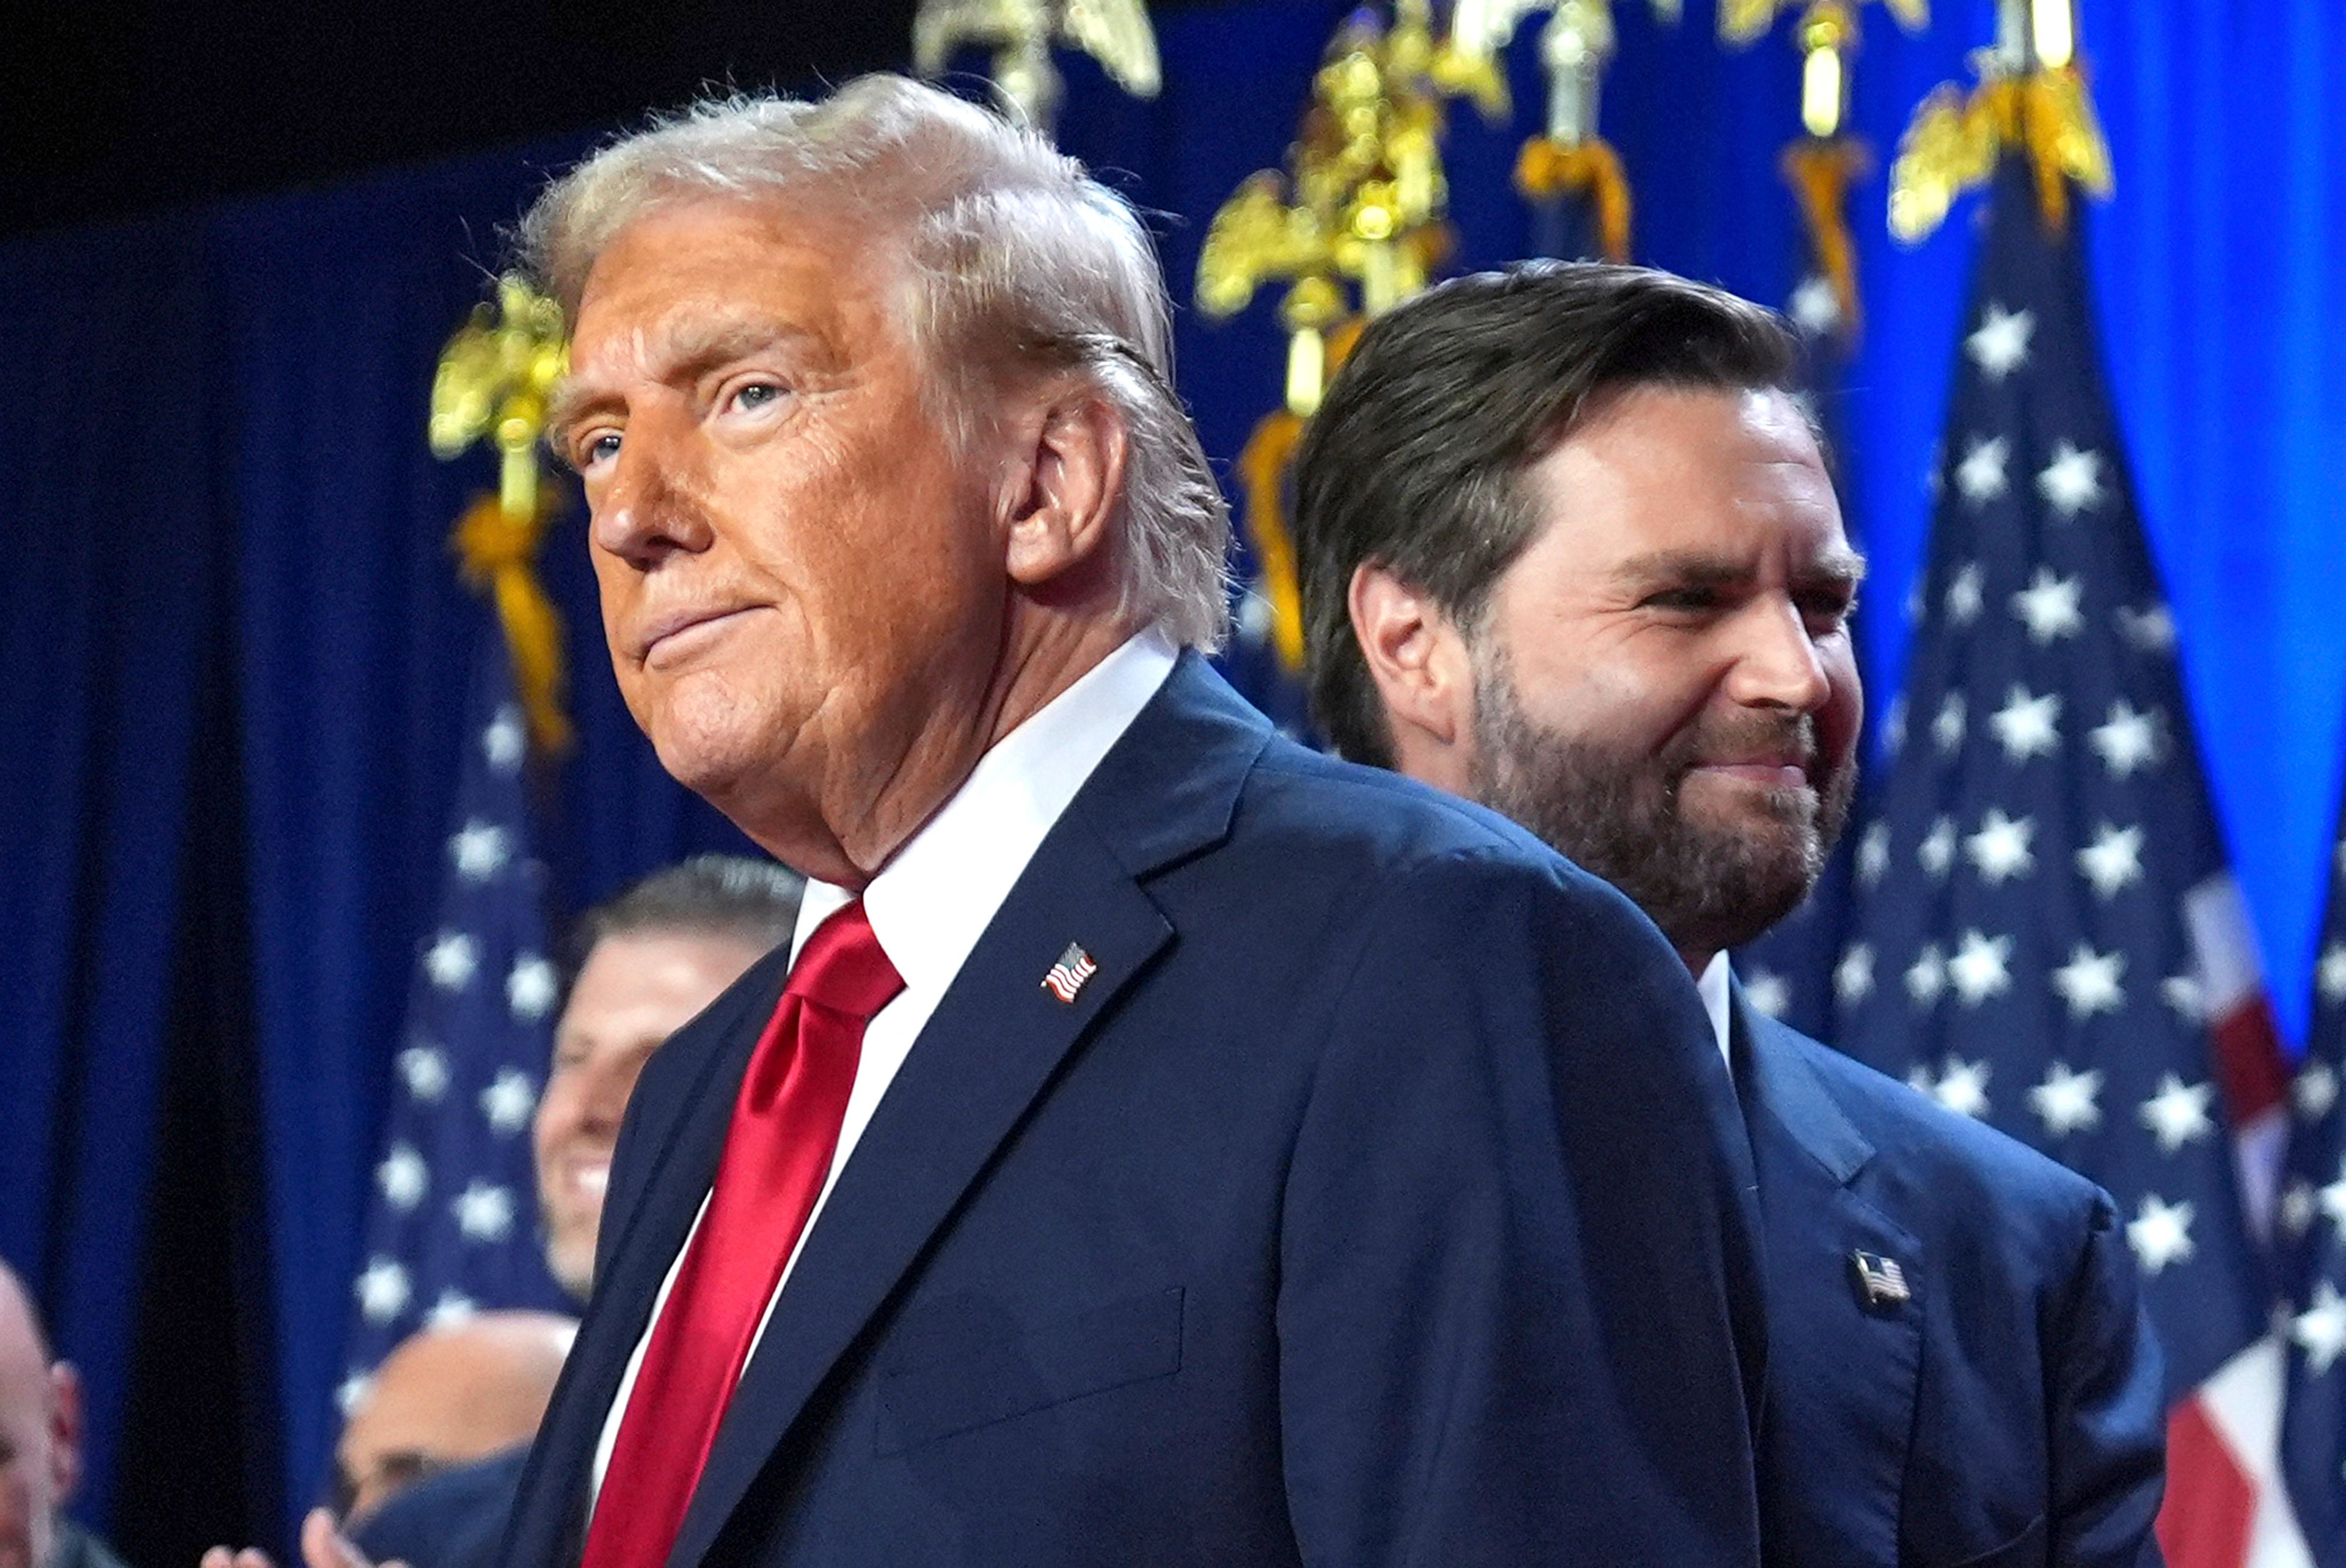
[2278, 798, 2346, 1562]
[337, 625, 571, 1418]
[1041, 942, 1099, 1005]
[1830, 156, 2297, 1565]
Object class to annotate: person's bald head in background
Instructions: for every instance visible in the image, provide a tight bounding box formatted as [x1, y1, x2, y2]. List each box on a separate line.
[0, 1263, 81, 1568]
[331, 1310, 574, 1525]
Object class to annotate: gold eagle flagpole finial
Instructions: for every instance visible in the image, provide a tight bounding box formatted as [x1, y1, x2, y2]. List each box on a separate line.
[429, 274, 574, 756]
[912, 0, 1161, 138]
[1196, 0, 1494, 674]
[1887, 0, 2110, 244]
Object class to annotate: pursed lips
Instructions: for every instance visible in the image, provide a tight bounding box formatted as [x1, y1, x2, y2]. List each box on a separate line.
[637, 603, 753, 668]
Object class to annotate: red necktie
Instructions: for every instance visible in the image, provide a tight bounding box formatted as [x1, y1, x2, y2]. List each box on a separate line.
[580, 900, 902, 1568]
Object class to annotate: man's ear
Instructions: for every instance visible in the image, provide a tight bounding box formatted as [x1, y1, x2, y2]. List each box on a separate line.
[1349, 563, 1475, 785]
[49, 1360, 82, 1505]
[1002, 378, 1128, 591]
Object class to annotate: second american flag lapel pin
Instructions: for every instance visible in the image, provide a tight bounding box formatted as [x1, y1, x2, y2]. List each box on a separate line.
[1042, 941, 1099, 1004]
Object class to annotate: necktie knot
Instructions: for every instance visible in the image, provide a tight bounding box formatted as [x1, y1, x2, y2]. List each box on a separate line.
[787, 900, 903, 1021]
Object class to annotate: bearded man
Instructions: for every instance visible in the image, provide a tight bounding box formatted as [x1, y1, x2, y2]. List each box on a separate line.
[1293, 260, 2168, 1567]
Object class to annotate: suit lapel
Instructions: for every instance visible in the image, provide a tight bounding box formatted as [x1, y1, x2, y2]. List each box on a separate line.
[1739, 997, 1922, 1568]
[503, 949, 791, 1566]
[667, 656, 1269, 1568]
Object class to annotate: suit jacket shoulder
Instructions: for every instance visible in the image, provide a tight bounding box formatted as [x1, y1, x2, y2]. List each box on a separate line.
[349, 1443, 527, 1568]
[1740, 1002, 2165, 1568]
[1769, 1018, 2113, 1238]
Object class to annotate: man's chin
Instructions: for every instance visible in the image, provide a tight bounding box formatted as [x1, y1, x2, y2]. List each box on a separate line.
[1679, 770, 1818, 826]
[544, 1232, 596, 1300]
[651, 722, 772, 806]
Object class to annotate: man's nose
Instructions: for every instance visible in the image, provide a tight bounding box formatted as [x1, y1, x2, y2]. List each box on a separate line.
[1725, 598, 1832, 713]
[577, 1056, 641, 1131]
[591, 417, 716, 568]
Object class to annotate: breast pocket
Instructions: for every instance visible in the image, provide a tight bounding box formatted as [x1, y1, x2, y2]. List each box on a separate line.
[874, 1285, 1185, 1456]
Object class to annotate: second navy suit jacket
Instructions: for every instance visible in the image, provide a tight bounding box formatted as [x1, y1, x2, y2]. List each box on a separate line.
[1738, 994, 2166, 1568]
[502, 655, 1770, 1567]
[349, 1445, 524, 1568]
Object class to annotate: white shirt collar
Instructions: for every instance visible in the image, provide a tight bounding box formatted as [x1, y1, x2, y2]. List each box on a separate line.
[1697, 952, 1733, 1067]
[791, 629, 1180, 990]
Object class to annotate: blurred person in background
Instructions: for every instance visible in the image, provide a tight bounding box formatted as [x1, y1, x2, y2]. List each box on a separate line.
[206, 855, 801, 1568]
[0, 1260, 129, 1568]
[329, 1313, 575, 1526]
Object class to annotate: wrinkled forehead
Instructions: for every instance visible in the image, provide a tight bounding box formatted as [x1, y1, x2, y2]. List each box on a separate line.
[1526, 384, 1855, 560]
[550, 193, 930, 443]
[580, 188, 918, 329]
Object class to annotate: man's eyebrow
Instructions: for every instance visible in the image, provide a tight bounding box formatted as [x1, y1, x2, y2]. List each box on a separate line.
[1608, 547, 1869, 584]
[544, 379, 607, 452]
[1607, 550, 1755, 586]
[545, 318, 816, 448]
[1807, 547, 1869, 585]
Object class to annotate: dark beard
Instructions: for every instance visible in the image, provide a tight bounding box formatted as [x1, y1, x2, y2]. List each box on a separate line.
[1466, 646, 1854, 959]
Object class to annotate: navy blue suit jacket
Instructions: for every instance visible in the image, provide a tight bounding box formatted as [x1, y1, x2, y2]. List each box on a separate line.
[501, 655, 1769, 1567]
[1738, 996, 2166, 1567]
[349, 1445, 524, 1568]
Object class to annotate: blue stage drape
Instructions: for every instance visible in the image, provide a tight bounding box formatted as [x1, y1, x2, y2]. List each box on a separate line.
[0, 223, 227, 1534]
[1, 0, 2339, 1552]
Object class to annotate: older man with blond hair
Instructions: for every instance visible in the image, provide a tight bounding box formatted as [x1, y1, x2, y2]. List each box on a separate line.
[487, 76, 1768, 1568]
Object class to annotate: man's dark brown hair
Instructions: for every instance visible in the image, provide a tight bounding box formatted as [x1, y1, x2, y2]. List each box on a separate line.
[1292, 260, 1803, 765]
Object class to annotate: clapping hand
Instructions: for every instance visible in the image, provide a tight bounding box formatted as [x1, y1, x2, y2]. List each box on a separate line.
[200, 1507, 407, 1568]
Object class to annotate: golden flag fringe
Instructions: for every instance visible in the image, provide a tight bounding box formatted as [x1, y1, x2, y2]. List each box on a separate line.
[1516, 137, 1634, 263]
[1722, 1, 1927, 346]
[430, 274, 574, 756]
[1236, 414, 1309, 674]
[451, 492, 574, 757]
[1781, 137, 1870, 339]
[1450, 2, 1673, 264]
[1890, 64, 2112, 244]
[1232, 319, 1366, 675]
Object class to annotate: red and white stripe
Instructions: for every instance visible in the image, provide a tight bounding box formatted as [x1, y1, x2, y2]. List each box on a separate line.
[2161, 875, 2305, 1567]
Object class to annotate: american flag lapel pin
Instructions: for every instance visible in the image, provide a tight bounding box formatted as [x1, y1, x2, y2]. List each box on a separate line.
[1042, 941, 1098, 1005]
[1850, 1251, 1912, 1310]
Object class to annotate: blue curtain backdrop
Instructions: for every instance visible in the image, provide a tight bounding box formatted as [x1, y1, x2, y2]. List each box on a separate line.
[0, 0, 2339, 1552]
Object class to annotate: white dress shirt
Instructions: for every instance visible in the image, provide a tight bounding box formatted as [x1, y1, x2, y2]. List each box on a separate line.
[1697, 952, 1733, 1068]
[590, 629, 1178, 1503]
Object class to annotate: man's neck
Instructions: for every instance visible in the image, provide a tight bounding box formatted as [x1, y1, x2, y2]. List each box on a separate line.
[777, 613, 1142, 889]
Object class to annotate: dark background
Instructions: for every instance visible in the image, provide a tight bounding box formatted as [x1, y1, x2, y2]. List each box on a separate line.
[1, 3, 963, 237]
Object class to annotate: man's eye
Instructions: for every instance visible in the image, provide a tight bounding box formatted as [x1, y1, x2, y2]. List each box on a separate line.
[579, 431, 621, 469]
[1802, 593, 1857, 629]
[1642, 588, 1720, 613]
[730, 382, 784, 412]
